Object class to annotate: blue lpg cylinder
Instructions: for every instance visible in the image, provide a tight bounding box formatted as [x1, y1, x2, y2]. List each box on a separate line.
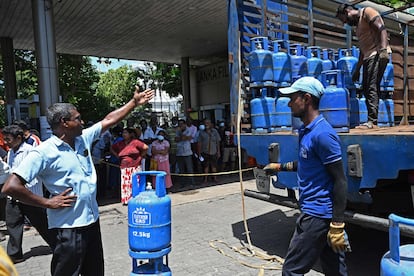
[322, 48, 336, 72]
[358, 96, 368, 124]
[348, 88, 360, 128]
[289, 44, 307, 82]
[380, 54, 394, 93]
[378, 99, 395, 127]
[381, 214, 414, 276]
[306, 46, 323, 81]
[337, 48, 358, 89]
[320, 70, 350, 132]
[128, 171, 171, 252]
[272, 40, 291, 87]
[351, 46, 363, 89]
[274, 93, 292, 131]
[249, 37, 273, 83]
[250, 88, 276, 131]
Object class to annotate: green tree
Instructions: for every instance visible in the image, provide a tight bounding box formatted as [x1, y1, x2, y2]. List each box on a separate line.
[96, 65, 150, 113]
[133, 62, 182, 97]
[58, 54, 102, 122]
[15, 50, 37, 99]
[0, 50, 37, 126]
[374, 0, 412, 8]
[154, 63, 182, 97]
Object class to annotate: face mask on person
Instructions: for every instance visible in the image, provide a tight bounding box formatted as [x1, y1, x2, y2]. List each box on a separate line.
[199, 125, 205, 131]
[157, 135, 164, 141]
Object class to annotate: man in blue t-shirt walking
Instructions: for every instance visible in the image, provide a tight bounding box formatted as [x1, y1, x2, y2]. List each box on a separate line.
[264, 77, 351, 276]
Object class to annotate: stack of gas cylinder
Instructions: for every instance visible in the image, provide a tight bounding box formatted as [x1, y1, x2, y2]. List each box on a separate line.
[248, 37, 395, 133]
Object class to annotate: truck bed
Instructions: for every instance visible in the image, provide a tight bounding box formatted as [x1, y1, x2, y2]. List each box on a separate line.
[347, 125, 414, 135]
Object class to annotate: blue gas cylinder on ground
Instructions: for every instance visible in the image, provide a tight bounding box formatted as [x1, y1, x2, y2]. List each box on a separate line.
[378, 98, 394, 127]
[320, 70, 350, 132]
[249, 37, 273, 84]
[380, 214, 414, 276]
[250, 88, 276, 132]
[358, 95, 368, 124]
[272, 40, 291, 87]
[275, 89, 292, 131]
[322, 48, 336, 72]
[306, 46, 323, 81]
[337, 48, 358, 89]
[128, 171, 171, 276]
[380, 53, 394, 94]
[349, 88, 360, 128]
[289, 44, 307, 82]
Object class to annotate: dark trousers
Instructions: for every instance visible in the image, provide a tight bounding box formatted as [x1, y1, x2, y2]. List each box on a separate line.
[51, 220, 104, 276]
[362, 54, 388, 124]
[95, 163, 107, 199]
[282, 213, 347, 276]
[6, 199, 57, 259]
[176, 155, 194, 185]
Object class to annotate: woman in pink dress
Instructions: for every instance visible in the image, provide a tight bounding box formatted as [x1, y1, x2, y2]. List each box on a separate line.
[111, 128, 148, 204]
[151, 130, 173, 189]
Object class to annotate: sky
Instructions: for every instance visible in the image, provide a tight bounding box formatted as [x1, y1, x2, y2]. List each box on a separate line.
[90, 57, 145, 72]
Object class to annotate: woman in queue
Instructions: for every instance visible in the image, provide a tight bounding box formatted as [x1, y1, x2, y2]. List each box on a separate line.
[150, 130, 173, 191]
[111, 127, 148, 205]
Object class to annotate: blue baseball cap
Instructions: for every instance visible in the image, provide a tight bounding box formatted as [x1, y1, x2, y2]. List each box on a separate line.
[279, 77, 324, 99]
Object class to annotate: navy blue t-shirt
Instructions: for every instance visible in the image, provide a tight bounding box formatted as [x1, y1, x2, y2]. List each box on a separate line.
[297, 115, 342, 219]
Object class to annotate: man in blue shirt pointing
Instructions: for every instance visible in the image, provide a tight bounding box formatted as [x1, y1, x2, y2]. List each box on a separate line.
[2, 86, 154, 276]
[264, 77, 350, 276]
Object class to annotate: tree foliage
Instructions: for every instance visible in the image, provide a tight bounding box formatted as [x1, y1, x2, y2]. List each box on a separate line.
[374, 0, 411, 8]
[96, 65, 139, 108]
[155, 63, 182, 97]
[132, 62, 182, 97]
[58, 54, 102, 121]
[15, 50, 37, 99]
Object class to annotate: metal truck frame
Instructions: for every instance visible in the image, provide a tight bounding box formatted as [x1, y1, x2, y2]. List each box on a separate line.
[228, 0, 414, 236]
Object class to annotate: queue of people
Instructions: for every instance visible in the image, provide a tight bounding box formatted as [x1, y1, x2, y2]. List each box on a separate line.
[92, 115, 243, 195]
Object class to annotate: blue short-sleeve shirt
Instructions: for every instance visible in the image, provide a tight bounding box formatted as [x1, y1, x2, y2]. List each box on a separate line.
[297, 115, 342, 219]
[13, 122, 102, 229]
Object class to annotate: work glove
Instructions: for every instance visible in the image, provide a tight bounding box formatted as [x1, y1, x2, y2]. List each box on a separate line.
[263, 163, 281, 175]
[351, 70, 360, 83]
[379, 48, 389, 63]
[327, 222, 352, 253]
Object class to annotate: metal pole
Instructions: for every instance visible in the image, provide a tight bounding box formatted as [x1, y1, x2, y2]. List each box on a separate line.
[32, 0, 60, 115]
[308, 0, 314, 46]
[400, 23, 409, 125]
[262, 0, 267, 37]
[181, 57, 191, 113]
[345, 25, 352, 49]
[0, 37, 17, 106]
